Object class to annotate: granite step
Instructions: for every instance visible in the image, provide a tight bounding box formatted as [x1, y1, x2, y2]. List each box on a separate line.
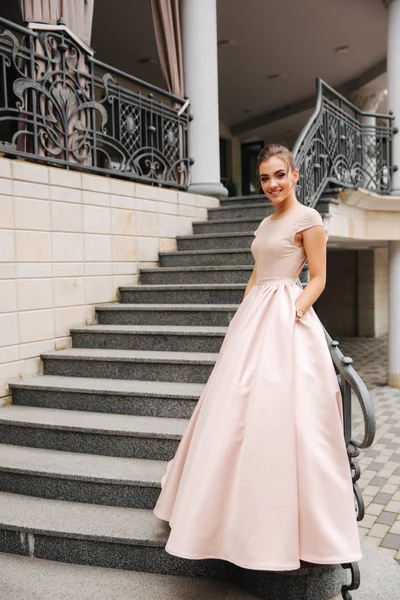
[219, 195, 266, 207]
[41, 348, 218, 384]
[71, 324, 228, 353]
[176, 231, 254, 251]
[207, 202, 270, 221]
[0, 444, 166, 509]
[0, 492, 237, 579]
[139, 265, 253, 285]
[0, 405, 187, 460]
[0, 553, 255, 600]
[96, 303, 239, 327]
[192, 217, 262, 235]
[159, 248, 254, 267]
[10, 375, 203, 418]
[119, 283, 246, 304]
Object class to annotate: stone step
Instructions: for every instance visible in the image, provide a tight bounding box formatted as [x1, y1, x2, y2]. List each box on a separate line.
[0, 444, 166, 509]
[159, 249, 254, 267]
[176, 231, 254, 251]
[10, 375, 203, 418]
[219, 195, 266, 207]
[41, 348, 218, 384]
[207, 202, 270, 221]
[0, 405, 187, 460]
[192, 217, 262, 235]
[139, 265, 252, 285]
[0, 553, 254, 600]
[96, 303, 239, 327]
[0, 492, 235, 579]
[119, 283, 246, 304]
[71, 324, 228, 353]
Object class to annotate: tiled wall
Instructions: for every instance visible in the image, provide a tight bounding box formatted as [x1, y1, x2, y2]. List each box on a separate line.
[0, 158, 218, 402]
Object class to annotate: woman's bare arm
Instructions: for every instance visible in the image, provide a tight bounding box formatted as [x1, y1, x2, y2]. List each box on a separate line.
[294, 226, 326, 316]
[243, 264, 257, 300]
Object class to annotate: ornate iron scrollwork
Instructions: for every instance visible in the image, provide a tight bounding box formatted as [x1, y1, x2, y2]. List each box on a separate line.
[0, 18, 190, 188]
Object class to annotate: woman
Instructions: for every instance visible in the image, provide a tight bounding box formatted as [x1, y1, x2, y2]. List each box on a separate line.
[153, 144, 361, 570]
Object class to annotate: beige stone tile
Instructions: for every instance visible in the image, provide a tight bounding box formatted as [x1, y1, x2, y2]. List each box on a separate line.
[112, 262, 137, 275]
[157, 187, 178, 204]
[110, 194, 136, 210]
[390, 476, 400, 486]
[49, 168, 81, 188]
[378, 469, 396, 479]
[109, 178, 135, 197]
[158, 214, 179, 238]
[368, 523, 391, 538]
[366, 503, 384, 516]
[85, 276, 115, 304]
[84, 234, 112, 262]
[196, 194, 218, 208]
[0, 345, 19, 364]
[360, 513, 377, 529]
[159, 238, 177, 253]
[13, 180, 49, 200]
[136, 211, 158, 237]
[358, 526, 369, 538]
[12, 161, 48, 184]
[178, 191, 197, 207]
[196, 207, 208, 220]
[385, 500, 400, 514]
[54, 277, 85, 308]
[380, 484, 399, 495]
[0, 178, 13, 195]
[17, 279, 54, 311]
[18, 309, 55, 344]
[364, 485, 381, 496]
[84, 262, 113, 276]
[16, 263, 52, 279]
[51, 202, 83, 232]
[361, 495, 374, 508]
[83, 205, 111, 234]
[50, 185, 82, 204]
[19, 339, 55, 360]
[0, 313, 18, 347]
[178, 216, 194, 235]
[19, 356, 42, 379]
[0, 281, 17, 313]
[82, 174, 110, 193]
[0, 230, 15, 262]
[112, 236, 136, 262]
[113, 274, 137, 289]
[52, 233, 84, 262]
[15, 231, 51, 262]
[179, 204, 197, 218]
[158, 201, 178, 215]
[0, 196, 13, 229]
[0, 264, 15, 279]
[54, 305, 88, 337]
[0, 361, 20, 397]
[14, 197, 51, 231]
[135, 183, 159, 200]
[391, 490, 400, 502]
[111, 208, 136, 235]
[55, 336, 72, 351]
[0, 396, 11, 406]
[0, 159, 11, 178]
[136, 198, 158, 212]
[53, 263, 84, 277]
[136, 237, 159, 262]
[82, 190, 110, 207]
[389, 521, 400, 535]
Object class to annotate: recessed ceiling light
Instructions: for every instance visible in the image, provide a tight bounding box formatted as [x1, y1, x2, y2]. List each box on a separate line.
[218, 39, 237, 48]
[335, 45, 350, 54]
[267, 73, 283, 80]
[138, 57, 158, 65]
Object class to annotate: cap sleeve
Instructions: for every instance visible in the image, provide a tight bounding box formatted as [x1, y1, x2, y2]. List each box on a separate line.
[253, 217, 266, 237]
[295, 208, 324, 233]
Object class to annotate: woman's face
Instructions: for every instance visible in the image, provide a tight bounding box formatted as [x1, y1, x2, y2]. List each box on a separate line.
[258, 156, 298, 205]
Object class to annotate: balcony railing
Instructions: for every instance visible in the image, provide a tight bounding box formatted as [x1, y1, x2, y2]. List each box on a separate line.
[0, 17, 191, 188]
[293, 79, 394, 207]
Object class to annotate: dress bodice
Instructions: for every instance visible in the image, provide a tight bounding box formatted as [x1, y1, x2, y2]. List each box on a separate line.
[251, 204, 324, 281]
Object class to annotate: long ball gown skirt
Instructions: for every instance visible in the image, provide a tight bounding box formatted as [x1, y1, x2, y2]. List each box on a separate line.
[153, 204, 362, 571]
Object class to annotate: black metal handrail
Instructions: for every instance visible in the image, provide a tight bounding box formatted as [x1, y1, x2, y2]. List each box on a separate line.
[0, 18, 191, 188]
[293, 78, 394, 207]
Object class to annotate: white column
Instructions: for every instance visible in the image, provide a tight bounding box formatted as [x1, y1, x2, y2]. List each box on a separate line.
[181, 0, 228, 197]
[386, 0, 400, 386]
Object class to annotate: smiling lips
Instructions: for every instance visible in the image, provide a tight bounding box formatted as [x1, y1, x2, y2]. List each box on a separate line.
[269, 190, 282, 197]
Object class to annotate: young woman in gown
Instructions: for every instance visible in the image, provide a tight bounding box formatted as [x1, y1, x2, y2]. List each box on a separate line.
[153, 144, 362, 571]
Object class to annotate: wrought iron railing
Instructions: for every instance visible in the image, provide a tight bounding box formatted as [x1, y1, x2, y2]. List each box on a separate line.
[0, 17, 190, 188]
[293, 78, 394, 207]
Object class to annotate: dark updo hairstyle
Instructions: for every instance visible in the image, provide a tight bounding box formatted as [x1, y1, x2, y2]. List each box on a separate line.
[257, 143, 296, 174]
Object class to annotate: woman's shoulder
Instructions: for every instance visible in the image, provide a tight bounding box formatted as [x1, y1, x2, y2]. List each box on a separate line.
[295, 205, 324, 229]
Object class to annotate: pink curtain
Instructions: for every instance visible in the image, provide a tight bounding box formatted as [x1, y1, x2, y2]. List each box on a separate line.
[151, 0, 184, 97]
[18, 0, 95, 46]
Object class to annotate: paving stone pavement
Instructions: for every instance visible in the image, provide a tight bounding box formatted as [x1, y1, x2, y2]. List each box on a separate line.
[337, 334, 400, 565]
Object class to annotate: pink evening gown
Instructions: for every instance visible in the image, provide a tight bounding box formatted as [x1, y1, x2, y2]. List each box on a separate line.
[153, 202, 362, 571]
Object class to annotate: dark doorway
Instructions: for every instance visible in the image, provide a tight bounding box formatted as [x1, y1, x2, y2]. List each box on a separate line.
[241, 141, 263, 195]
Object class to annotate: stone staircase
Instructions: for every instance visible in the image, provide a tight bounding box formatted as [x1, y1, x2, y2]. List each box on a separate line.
[0, 195, 341, 598]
